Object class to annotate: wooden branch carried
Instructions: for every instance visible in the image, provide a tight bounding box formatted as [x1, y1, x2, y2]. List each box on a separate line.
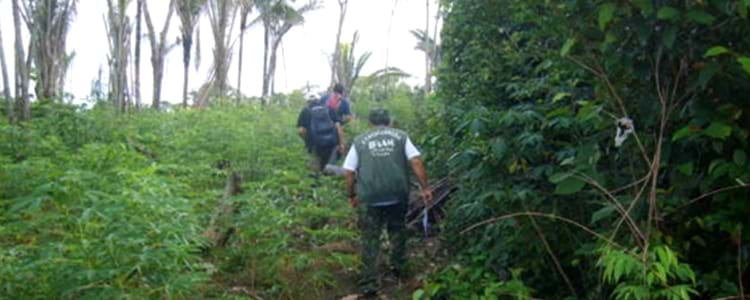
[406, 177, 456, 230]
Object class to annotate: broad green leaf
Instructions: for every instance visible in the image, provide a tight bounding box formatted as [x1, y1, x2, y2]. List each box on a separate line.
[672, 125, 700, 141]
[554, 177, 586, 195]
[491, 138, 508, 160]
[740, 4, 748, 18]
[657, 6, 680, 20]
[738, 57, 750, 75]
[605, 32, 618, 44]
[553, 92, 571, 102]
[631, 0, 654, 15]
[734, 150, 747, 166]
[549, 172, 572, 183]
[599, 3, 617, 31]
[412, 289, 425, 300]
[703, 122, 732, 139]
[677, 162, 694, 176]
[561, 38, 576, 56]
[711, 161, 731, 177]
[546, 107, 573, 118]
[591, 205, 616, 224]
[698, 62, 720, 88]
[704, 46, 730, 57]
[662, 26, 677, 49]
[686, 9, 716, 25]
[709, 159, 727, 174]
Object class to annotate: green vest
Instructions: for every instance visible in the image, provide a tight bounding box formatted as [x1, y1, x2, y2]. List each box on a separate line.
[354, 127, 411, 206]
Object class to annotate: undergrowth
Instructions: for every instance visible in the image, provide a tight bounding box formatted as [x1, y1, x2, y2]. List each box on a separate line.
[0, 90, 427, 299]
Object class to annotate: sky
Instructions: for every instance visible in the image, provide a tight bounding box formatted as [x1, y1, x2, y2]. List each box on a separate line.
[0, 0, 440, 105]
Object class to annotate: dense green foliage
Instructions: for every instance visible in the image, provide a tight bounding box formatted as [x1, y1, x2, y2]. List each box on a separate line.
[0, 101, 344, 298]
[0, 86, 428, 299]
[4, 1, 750, 299]
[421, 0, 750, 298]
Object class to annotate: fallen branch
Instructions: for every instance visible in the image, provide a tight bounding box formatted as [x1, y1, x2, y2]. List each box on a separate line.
[203, 170, 244, 248]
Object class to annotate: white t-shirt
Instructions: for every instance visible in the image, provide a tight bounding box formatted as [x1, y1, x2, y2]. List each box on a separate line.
[342, 137, 420, 172]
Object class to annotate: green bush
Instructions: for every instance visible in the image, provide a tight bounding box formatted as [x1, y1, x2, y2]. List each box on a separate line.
[424, 0, 750, 298]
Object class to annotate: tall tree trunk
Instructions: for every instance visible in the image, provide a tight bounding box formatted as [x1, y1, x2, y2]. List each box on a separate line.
[182, 36, 191, 108]
[177, 0, 201, 108]
[152, 59, 164, 109]
[237, 5, 250, 105]
[330, 0, 348, 87]
[432, 0, 440, 70]
[208, 0, 234, 98]
[424, 0, 431, 93]
[268, 38, 283, 96]
[0, 24, 13, 122]
[262, 23, 270, 100]
[237, 27, 245, 104]
[143, 0, 175, 110]
[12, 0, 29, 121]
[135, 0, 143, 110]
[269, 40, 278, 96]
[26, 0, 76, 101]
[106, 0, 131, 114]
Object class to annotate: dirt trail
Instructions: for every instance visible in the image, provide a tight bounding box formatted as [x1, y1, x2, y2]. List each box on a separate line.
[335, 237, 445, 300]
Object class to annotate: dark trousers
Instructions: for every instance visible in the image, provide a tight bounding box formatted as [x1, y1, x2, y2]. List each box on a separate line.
[357, 202, 408, 291]
[309, 145, 337, 171]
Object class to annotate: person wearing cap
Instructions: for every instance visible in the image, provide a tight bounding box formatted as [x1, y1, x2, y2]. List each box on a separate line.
[297, 92, 346, 172]
[341, 108, 432, 297]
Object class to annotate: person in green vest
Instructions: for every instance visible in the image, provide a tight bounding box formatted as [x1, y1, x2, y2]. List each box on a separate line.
[341, 108, 432, 298]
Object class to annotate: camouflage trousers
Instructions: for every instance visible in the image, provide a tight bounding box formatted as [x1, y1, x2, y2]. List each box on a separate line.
[357, 201, 408, 291]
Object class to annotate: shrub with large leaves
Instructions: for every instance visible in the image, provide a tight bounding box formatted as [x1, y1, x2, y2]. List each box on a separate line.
[426, 0, 750, 298]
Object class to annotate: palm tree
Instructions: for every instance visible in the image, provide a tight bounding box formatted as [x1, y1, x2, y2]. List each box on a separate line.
[143, 0, 176, 110]
[21, 0, 77, 101]
[202, 0, 237, 105]
[176, 0, 207, 107]
[11, 0, 30, 120]
[409, 29, 440, 70]
[358, 67, 410, 101]
[329, 0, 348, 87]
[256, 0, 319, 98]
[236, 0, 254, 104]
[331, 31, 371, 97]
[0, 21, 13, 121]
[105, 0, 132, 113]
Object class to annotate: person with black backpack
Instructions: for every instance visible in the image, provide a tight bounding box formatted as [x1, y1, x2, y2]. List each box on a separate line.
[297, 92, 347, 172]
[321, 83, 353, 124]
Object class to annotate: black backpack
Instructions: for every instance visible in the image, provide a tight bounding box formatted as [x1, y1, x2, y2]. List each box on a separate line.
[309, 102, 338, 147]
